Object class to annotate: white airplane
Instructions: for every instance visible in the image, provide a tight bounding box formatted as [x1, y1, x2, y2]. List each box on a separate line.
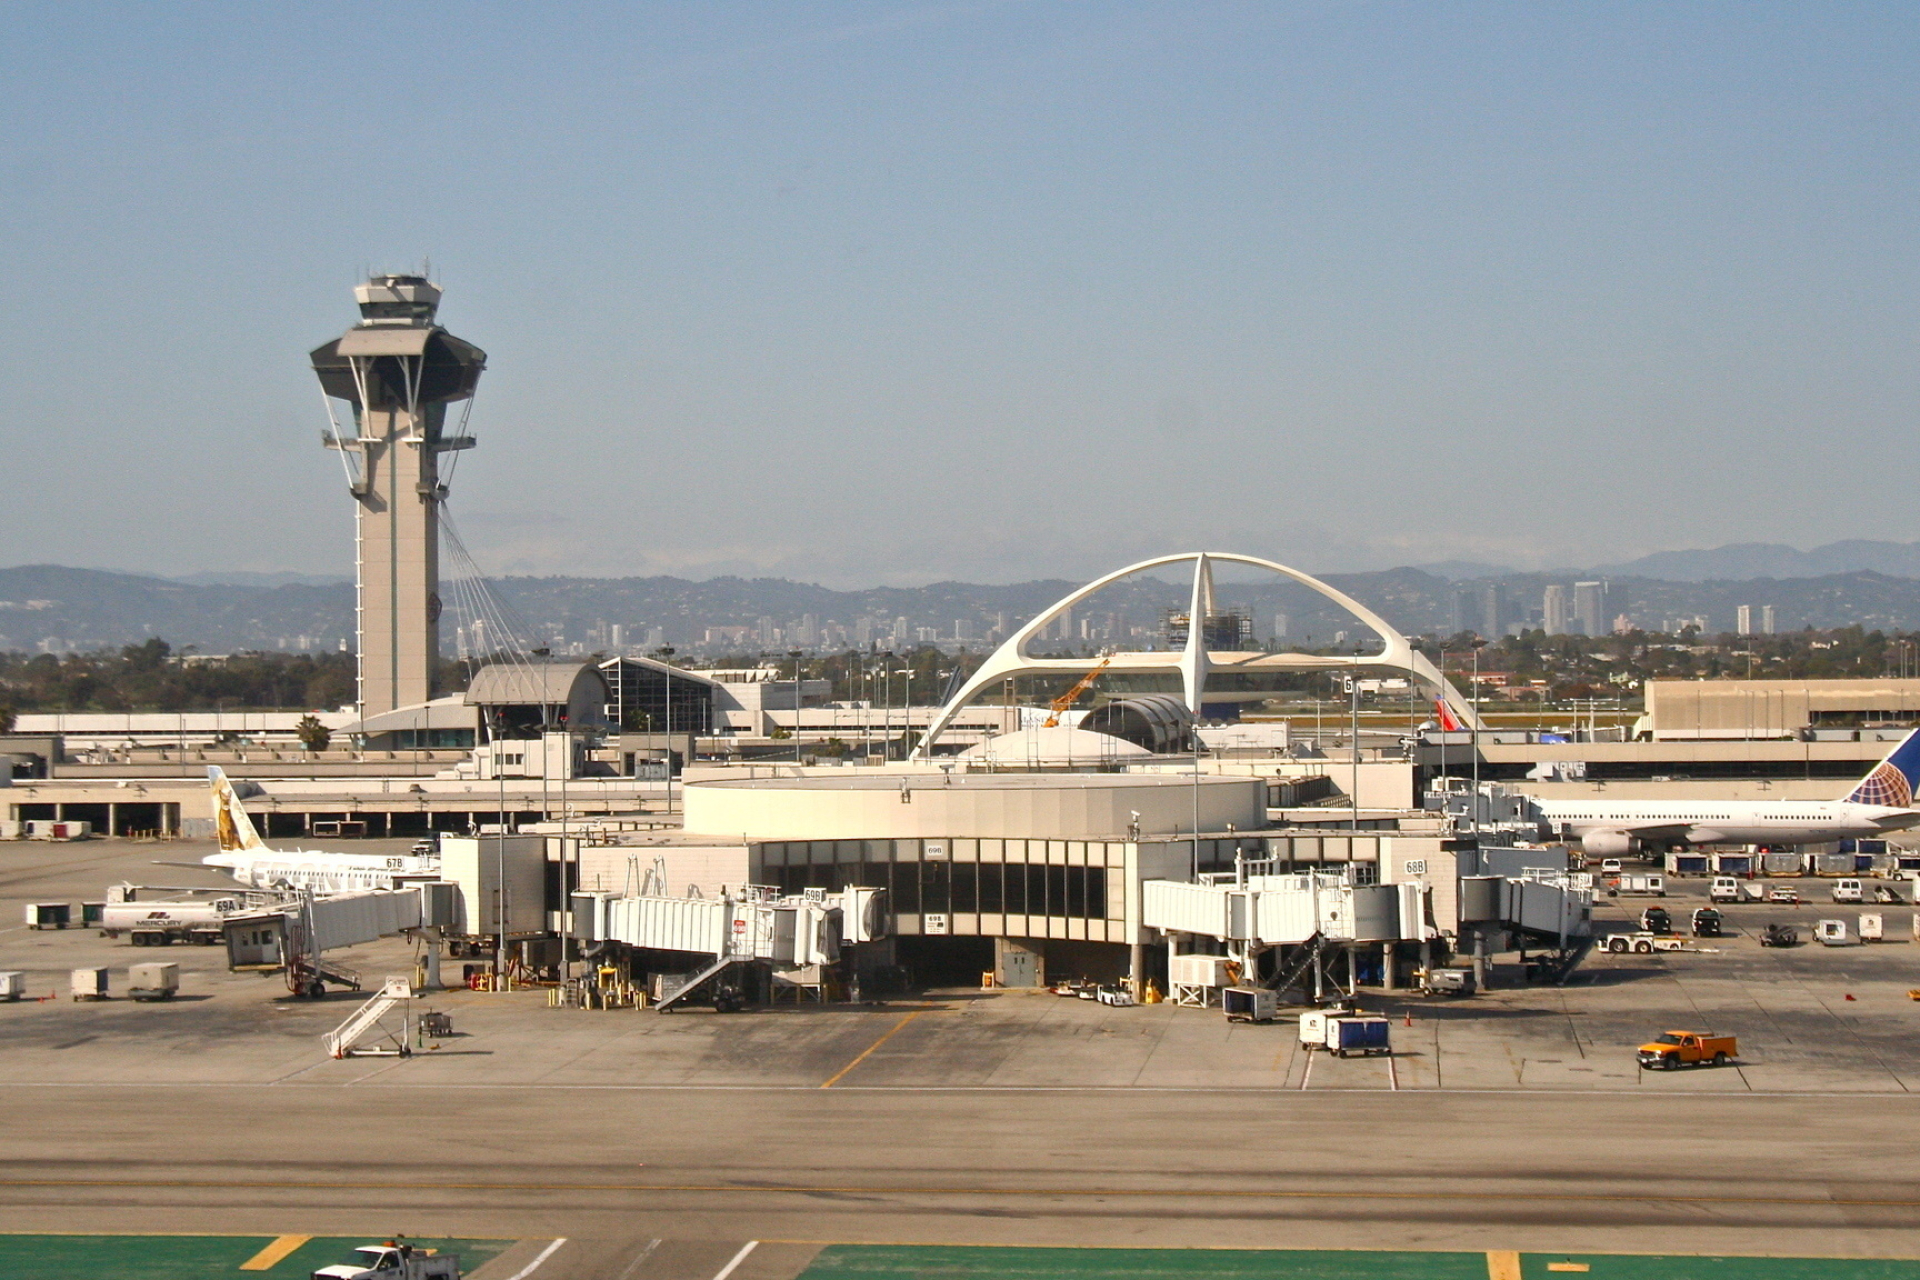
[1530, 728, 1920, 857]
[198, 767, 439, 892]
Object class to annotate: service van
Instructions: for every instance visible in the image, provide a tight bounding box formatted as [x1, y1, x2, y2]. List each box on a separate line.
[1832, 878, 1865, 904]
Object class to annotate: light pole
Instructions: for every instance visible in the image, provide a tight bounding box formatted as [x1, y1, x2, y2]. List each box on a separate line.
[654, 646, 676, 818]
[1470, 638, 1488, 840]
[789, 650, 804, 762]
[880, 652, 895, 761]
[1350, 652, 1362, 833]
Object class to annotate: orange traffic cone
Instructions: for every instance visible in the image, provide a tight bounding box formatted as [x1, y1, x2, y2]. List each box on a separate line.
[1403, 1011, 1413, 1027]
[1845, 993, 1856, 1001]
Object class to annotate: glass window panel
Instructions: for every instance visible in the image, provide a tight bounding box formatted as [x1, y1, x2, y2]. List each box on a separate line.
[977, 861, 1004, 913]
[1086, 867, 1109, 919]
[1023, 865, 1047, 916]
[1046, 865, 1067, 917]
[892, 862, 921, 913]
[1064, 866, 1086, 918]
[921, 861, 950, 917]
[950, 863, 978, 914]
[1001, 861, 1025, 914]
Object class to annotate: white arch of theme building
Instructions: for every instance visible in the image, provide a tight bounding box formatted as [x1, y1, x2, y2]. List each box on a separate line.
[912, 551, 1481, 759]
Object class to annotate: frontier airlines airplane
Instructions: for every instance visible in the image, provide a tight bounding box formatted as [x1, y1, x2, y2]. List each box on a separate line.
[194, 767, 439, 892]
[1529, 728, 1920, 857]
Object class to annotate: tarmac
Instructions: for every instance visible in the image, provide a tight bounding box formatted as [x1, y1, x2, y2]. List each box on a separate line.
[3, 837, 1918, 1277]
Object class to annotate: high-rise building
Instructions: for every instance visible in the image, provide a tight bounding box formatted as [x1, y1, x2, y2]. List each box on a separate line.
[1736, 605, 1753, 636]
[1572, 581, 1608, 637]
[311, 275, 486, 719]
[1543, 585, 1569, 636]
[1479, 583, 1509, 639]
[1761, 605, 1777, 635]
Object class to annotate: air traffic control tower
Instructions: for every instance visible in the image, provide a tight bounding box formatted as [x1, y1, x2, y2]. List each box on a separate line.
[310, 276, 486, 720]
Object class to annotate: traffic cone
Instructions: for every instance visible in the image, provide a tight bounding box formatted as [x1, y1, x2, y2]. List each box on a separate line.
[1845, 993, 1856, 1001]
[1403, 1011, 1413, 1027]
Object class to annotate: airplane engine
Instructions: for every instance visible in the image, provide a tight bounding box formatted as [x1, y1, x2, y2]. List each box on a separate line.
[1580, 829, 1637, 858]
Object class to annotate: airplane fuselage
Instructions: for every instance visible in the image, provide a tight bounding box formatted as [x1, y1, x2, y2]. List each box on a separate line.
[207, 851, 439, 893]
[1533, 799, 1920, 850]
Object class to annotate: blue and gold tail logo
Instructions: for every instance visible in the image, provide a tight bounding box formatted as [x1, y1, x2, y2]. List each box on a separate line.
[1846, 729, 1920, 807]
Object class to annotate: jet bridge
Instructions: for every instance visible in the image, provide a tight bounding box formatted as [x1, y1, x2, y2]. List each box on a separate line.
[570, 884, 887, 1010]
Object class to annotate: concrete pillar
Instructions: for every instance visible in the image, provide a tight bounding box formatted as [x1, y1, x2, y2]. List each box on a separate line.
[1129, 939, 1145, 997]
[107, 802, 117, 838]
[53, 803, 63, 821]
[1346, 946, 1359, 994]
[1381, 942, 1398, 992]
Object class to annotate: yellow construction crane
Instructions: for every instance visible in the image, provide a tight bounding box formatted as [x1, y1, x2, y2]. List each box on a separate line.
[1042, 655, 1113, 728]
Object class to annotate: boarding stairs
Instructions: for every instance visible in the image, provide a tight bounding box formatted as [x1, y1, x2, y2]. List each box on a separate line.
[323, 977, 414, 1058]
[654, 952, 739, 1012]
[1264, 932, 1331, 1002]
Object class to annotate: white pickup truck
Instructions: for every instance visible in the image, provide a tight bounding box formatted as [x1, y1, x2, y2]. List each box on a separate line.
[312, 1244, 459, 1280]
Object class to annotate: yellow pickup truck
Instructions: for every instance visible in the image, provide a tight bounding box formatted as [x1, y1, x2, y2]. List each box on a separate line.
[1637, 1031, 1738, 1070]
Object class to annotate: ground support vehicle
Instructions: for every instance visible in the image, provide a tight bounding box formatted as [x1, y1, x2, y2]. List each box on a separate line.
[1833, 878, 1866, 904]
[1608, 874, 1666, 898]
[1816, 919, 1857, 946]
[1604, 930, 1711, 953]
[100, 896, 247, 947]
[1768, 885, 1800, 905]
[1709, 876, 1742, 904]
[312, 1243, 459, 1280]
[1759, 923, 1799, 947]
[126, 962, 178, 1002]
[1691, 908, 1724, 938]
[1640, 906, 1673, 934]
[1299, 1010, 1392, 1057]
[1637, 1031, 1738, 1070]
[1873, 884, 1908, 904]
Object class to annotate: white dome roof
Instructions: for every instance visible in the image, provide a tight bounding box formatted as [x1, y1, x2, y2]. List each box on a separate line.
[958, 726, 1152, 767]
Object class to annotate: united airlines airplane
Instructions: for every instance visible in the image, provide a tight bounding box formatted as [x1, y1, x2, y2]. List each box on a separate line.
[1529, 728, 1920, 857]
[196, 767, 439, 892]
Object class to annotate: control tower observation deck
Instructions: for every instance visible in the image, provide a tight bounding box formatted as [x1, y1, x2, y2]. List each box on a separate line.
[310, 275, 486, 720]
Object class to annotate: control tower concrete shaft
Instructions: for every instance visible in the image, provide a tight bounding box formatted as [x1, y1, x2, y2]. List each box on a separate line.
[310, 275, 486, 720]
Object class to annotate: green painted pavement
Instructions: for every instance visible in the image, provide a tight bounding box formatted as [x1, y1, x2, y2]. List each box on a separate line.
[797, 1244, 1920, 1280]
[0, 1235, 508, 1280]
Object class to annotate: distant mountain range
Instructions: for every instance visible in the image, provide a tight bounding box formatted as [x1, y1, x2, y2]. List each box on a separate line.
[1595, 540, 1920, 583]
[9, 554, 1920, 655]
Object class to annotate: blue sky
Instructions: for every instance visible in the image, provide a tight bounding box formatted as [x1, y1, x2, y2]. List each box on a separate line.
[2, 2, 1916, 586]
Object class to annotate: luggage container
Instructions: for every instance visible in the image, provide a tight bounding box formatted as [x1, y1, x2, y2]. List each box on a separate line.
[1608, 874, 1665, 897]
[1222, 986, 1277, 1023]
[1741, 882, 1768, 903]
[1711, 852, 1755, 877]
[1664, 852, 1710, 877]
[127, 962, 179, 1001]
[1811, 852, 1855, 878]
[80, 902, 104, 929]
[70, 967, 108, 1001]
[1423, 967, 1475, 996]
[25, 903, 71, 930]
[1762, 851, 1803, 877]
[1858, 913, 1884, 942]
[1297, 1011, 1392, 1058]
[0, 972, 23, 1001]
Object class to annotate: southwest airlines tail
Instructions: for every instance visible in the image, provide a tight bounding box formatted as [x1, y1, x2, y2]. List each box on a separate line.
[1843, 728, 1920, 807]
[1433, 698, 1466, 733]
[208, 766, 266, 852]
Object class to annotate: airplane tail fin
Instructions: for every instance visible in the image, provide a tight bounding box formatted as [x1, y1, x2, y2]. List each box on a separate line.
[1843, 728, 1920, 807]
[208, 766, 266, 852]
[1433, 698, 1466, 733]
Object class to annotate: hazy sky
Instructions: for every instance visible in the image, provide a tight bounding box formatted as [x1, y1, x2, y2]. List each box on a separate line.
[3, 2, 1916, 587]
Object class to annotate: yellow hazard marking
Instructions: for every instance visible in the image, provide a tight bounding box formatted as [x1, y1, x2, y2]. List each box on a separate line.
[240, 1235, 311, 1270]
[1548, 1265, 1591, 1274]
[1486, 1251, 1523, 1280]
[821, 1010, 927, 1088]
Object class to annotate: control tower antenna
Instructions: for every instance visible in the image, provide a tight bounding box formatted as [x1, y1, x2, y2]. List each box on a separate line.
[310, 274, 486, 720]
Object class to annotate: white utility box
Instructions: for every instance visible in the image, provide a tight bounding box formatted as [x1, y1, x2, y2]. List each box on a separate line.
[1858, 913, 1884, 942]
[70, 967, 108, 1000]
[0, 971, 24, 1001]
[1223, 986, 1277, 1023]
